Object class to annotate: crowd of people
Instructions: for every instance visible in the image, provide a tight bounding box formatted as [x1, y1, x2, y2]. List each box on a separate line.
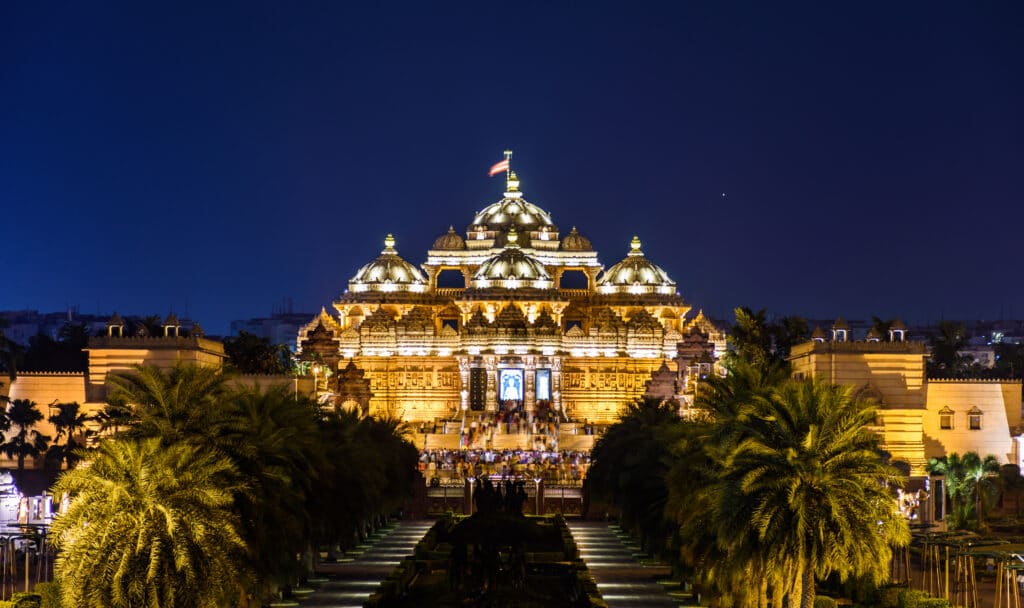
[414, 400, 600, 452]
[419, 448, 591, 485]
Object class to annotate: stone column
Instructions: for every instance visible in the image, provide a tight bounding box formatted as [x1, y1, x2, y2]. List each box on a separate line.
[551, 357, 563, 417]
[524, 355, 536, 414]
[484, 356, 498, 412]
[458, 356, 471, 413]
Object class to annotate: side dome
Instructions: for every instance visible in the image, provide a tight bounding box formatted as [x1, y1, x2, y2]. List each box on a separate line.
[432, 226, 465, 250]
[596, 236, 676, 295]
[560, 226, 592, 251]
[468, 171, 558, 234]
[471, 229, 553, 290]
[349, 234, 428, 294]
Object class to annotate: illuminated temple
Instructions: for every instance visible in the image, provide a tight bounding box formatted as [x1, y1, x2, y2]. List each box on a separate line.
[295, 170, 724, 433]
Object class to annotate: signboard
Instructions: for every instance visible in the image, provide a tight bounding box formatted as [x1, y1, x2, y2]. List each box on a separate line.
[536, 369, 551, 400]
[499, 369, 524, 401]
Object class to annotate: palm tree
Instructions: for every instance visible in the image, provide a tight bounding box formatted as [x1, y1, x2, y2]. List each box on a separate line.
[213, 384, 326, 600]
[106, 363, 228, 444]
[667, 359, 791, 607]
[731, 380, 909, 607]
[51, 437, 247, 608]
[2, 399, 50, 472]
[588, 397, 685, 556]
[729, 307, 773, 368]
[927, 452, 1001, 529]
[46, 402, 90, 469]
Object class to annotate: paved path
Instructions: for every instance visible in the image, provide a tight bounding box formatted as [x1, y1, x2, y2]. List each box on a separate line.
[568, 521, 681, 607]
[302, 520, 435, 608]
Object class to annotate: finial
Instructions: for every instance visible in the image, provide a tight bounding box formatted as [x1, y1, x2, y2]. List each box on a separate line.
[630, 236, 642, 252]
[506, 170, 520, 193]
[507, 228, 519, 246]
[384, 233, 395, 248]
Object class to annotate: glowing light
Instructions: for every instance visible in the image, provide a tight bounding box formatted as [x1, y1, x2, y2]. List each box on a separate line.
[468, 346, 481, 355]
[541, 347, 556, 356]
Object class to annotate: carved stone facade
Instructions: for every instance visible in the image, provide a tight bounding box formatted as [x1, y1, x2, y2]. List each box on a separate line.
[297, 169, 722, 423]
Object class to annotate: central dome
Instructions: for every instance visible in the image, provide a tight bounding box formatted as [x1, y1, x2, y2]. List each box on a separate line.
[471, 230, 553, 289]
[349, 234, 428, 294]
[468, 172, 557, 234]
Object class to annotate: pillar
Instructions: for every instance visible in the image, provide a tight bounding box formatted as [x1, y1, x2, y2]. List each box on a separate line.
[524, 356, 536, 414]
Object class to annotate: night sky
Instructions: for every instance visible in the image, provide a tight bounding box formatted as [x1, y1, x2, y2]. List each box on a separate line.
[3, 2, 1023, 334]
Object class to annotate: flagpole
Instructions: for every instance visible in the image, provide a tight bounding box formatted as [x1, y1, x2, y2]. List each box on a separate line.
[504, 149, 512, 179]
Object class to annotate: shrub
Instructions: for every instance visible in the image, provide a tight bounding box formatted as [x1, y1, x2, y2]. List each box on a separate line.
[896, 588, 950, 608]
[35, 582, 61, 608]
[814, 597, 838, 608]
[10, 593, 41, 608]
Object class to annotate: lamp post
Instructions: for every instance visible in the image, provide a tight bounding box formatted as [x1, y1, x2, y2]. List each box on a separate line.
[467, 476, 476, 515]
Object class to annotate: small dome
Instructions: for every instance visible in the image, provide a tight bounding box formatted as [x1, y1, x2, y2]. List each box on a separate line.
[468, 171, 558, 234]
[560, 226, 592, 251]
[349, 234, 428, 294]
[472, 229, 553, 289]
[596, 236, 676, 295]
[432, 226, 465, 251]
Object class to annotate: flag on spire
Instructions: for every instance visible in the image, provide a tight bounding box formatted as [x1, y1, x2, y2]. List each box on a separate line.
[488, 158, 510, 177]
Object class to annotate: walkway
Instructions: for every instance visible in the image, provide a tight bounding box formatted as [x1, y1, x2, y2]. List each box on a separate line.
[302, 520, 435, 608]
[568, 521, 681, 607]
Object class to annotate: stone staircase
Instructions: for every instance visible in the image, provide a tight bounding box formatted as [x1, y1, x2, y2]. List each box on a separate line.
[302, 520, 434, 608]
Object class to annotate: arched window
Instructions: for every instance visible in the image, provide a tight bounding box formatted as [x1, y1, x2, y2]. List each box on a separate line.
[938, 406, 954, 430]
[967, 406, 983, 431]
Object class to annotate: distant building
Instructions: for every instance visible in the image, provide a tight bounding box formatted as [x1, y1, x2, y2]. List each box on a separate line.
[230, 308, 313, 349]
[790, 318, 1023, 474]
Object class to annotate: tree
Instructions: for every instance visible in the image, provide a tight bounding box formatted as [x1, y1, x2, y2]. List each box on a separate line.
[729, 307, 773, 369]
[673, 378, 909, 608]
[587, 397, 685, 556]
[213, 384, 326, 600]
[770, 316, 809, 360]
[871, 317, 895, 342]
[106, 363, 228, 445]
[21, 323, 88, 372]
[51, 438, 247, 608]
[46, 402, 90, 470]
[927, 452, 1001, 529]
[223, 331, 294, 375]
[926, 321, 972, 378]
[1, 399, 49, 472]
[0, 318, 22, 381]
[667, 360, 797, 607]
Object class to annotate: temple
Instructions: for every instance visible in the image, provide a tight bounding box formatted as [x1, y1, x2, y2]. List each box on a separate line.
[296, 168, 724, 444]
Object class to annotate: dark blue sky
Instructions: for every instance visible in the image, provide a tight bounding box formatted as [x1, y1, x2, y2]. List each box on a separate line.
[3, 2, 1022, 333]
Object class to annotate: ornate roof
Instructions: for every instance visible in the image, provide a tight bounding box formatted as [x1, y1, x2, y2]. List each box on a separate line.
[432, 226, 465, 251]
[471, 230, 554, 289]
[349, 234, 428, 294]
[596, 236, 675, 295]
[560, 226, 592, 252]
[468, 172, 557, 234]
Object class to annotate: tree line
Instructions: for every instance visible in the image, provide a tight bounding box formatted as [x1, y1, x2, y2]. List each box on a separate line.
[586, 307, 913, 608]
[42, 364, 418, 608]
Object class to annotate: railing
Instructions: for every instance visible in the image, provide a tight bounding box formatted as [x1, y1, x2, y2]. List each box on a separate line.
[435, 288, 465, 298]
[557, 288, 589, 298]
